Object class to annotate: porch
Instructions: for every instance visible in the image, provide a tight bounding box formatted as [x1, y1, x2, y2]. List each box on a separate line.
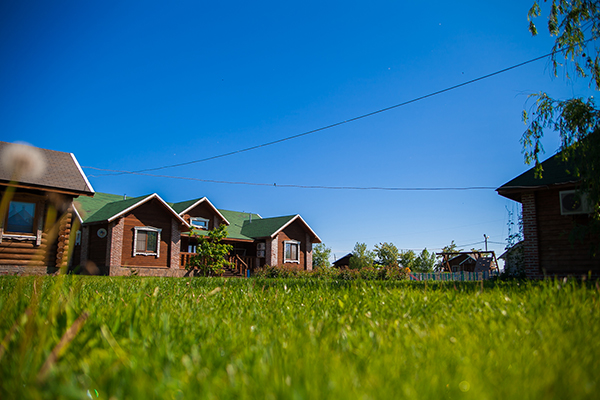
[180, 252, 256, 277]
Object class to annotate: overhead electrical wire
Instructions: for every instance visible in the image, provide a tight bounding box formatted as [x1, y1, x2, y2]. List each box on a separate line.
[85, 47, 571, 178]
[84, 166, 496, 190]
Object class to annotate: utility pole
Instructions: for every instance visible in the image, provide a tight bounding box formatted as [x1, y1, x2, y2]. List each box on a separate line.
[483, 234, 489, 251]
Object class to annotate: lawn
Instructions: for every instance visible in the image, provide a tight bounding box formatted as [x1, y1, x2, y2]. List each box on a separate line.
[1, 276, 598, 399]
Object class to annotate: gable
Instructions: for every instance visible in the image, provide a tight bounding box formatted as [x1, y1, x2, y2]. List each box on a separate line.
[172, 198, 229, 226]
[0, 141, 94, 196]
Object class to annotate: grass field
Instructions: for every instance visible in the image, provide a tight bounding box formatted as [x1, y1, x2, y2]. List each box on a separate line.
[1, 276, 598, 399]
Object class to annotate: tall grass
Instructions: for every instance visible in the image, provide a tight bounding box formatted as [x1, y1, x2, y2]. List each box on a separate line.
[1, 276, 598, 399]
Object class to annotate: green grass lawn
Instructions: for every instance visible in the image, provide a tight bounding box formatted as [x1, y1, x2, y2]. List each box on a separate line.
[1, 276, 598, 399]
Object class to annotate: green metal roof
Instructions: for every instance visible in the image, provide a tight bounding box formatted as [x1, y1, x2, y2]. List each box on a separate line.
[75, 193, 153, 223]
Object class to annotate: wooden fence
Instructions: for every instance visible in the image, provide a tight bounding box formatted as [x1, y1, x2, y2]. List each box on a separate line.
[409, 270, 498, 281]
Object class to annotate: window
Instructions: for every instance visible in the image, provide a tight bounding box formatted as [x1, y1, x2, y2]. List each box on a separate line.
[284, 240, 300, 263]
[133, 226, 161, 257]
[5, 201, 36, 234]
[190, 217, 209, 230]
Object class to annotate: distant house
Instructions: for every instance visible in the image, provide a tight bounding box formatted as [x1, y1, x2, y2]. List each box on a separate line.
[73, 193, 321, 276]
[332, 253, 352, 268]
[73, 193, 188, 276]
[497, 153, 599, 278]
[437, 251, 498, 273]
[0, 141, 94, 275]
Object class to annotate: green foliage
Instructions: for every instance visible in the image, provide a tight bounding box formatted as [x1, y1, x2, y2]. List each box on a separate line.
[349, 242, 375, 270]
[312, 243, 332, 269]
[187, 224, 233, 276]
[399, 249, 416, 269]
[1, 276, 599, 399]
[374, 242, 400, 267]
[413, 248, 437, 273]
[524, 0, 600, 221]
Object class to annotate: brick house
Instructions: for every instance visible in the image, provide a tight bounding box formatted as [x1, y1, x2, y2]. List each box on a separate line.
[497, 154, 599, 278]
[0, 141, 94, 275]
[73, 193, 321, 276]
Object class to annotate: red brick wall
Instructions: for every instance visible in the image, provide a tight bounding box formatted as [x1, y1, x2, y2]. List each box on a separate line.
[536, 188, 600, 276]
[522, 192, 541, 278]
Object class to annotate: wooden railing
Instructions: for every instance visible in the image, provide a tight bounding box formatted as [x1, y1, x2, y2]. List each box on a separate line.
[180, 252, 254, 277]
[180, 252, 195, 268]
[229, 254, 254, 278]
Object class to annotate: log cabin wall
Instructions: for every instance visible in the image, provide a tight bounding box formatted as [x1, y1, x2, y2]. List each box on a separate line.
[536, 188, 600, 276]
[0, 189, 76, 275]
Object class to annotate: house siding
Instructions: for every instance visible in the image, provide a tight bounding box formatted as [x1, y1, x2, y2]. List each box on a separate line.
[535, 188, 600, 276]
[278, 221, 308, 269]
[182, 202, 225, 230]
[87, 222, 109, 273]
[119, 198, 173, 269]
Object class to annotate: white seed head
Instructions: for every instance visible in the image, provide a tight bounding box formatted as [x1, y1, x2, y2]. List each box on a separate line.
[1, 142, 46, 181]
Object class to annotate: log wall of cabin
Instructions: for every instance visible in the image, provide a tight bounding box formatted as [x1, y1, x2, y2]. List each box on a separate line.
[0, 189, 76, 274]
[536, 188, 600, 276]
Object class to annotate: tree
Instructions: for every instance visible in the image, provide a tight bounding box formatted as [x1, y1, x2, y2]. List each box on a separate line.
[349, 242, 375, 269]
[413, 248, 437, 273]
[523, 1, 600, 220]
[313, 243, 332, 269]
[374, 242, 400, 267]
[399, 249, 416, 270]
[187, 224, 233, 276]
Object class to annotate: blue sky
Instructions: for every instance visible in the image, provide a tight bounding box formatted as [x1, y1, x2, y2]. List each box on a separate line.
[1, 0, 595, 262]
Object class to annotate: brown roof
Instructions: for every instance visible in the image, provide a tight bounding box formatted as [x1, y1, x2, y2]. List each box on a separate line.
[0, 141, 94, 196]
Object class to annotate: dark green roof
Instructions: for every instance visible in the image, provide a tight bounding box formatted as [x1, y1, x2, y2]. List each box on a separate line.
[218, 209, 263, 240]
[75, 193, 153, 223]
[170, 198, 203, 214]
[497, 153, 579, 201]
[74, 193, 316, 242]
[241, 215, 296, 238]
[74, 192, 124, 222]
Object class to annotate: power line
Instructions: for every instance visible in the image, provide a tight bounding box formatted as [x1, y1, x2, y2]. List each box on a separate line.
[85, 166, 496, 191]
[85, 49, 563, 177]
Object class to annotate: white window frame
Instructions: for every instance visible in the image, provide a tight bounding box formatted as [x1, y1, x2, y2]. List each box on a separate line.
[284, 240, 300, 263]
[133, 226, 162, 257]
[190, 217, 210, 230]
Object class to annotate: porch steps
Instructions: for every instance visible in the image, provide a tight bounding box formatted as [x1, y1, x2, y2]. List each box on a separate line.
[221, 266, 243, 278]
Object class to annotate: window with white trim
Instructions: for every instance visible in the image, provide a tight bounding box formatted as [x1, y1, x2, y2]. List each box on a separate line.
[190, 217, 209, 230]
[133, 226, 161, 257]
[284, 240, 300, 263]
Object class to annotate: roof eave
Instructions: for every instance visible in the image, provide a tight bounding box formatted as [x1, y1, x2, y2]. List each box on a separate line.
[107, 194, 190, 227]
